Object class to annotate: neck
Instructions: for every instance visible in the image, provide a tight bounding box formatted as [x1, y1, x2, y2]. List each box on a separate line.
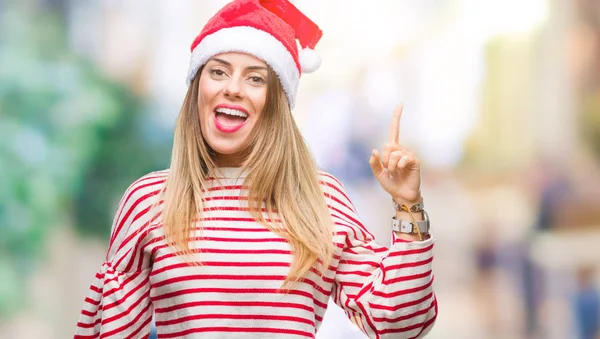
[214, 153, 244, 167]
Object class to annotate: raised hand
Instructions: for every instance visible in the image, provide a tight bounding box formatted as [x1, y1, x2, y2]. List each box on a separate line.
[369, 103, 422, 205]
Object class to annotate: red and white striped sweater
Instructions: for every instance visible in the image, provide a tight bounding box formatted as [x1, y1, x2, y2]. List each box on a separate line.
[74, 168, 437, 338]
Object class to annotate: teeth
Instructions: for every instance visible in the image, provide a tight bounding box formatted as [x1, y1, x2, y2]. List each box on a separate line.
[215, 107, 248, 118]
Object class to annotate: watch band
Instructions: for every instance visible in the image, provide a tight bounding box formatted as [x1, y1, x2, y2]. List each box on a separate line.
[392, 210, 430, 234]
[393, 199, 424, 213]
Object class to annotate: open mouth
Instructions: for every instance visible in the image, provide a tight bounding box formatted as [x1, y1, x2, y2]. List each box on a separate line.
[213, 107, 248, 133]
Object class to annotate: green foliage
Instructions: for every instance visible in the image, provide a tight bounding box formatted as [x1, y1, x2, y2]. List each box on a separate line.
[0, 5, 171, 317]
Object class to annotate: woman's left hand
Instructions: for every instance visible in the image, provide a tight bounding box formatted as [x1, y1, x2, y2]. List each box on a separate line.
[369, 103, 422, 205]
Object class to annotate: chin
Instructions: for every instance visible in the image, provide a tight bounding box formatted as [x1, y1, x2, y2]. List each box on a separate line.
[206, 139, 249, 164]
[213, 145, 242, 156]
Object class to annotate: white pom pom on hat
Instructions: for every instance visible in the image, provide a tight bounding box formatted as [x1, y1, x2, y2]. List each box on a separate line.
[299, 48, 321, 73]
[186, 0, 324, 108]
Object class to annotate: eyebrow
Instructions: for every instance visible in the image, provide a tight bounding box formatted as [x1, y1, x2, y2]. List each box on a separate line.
[210, 58, 268, 71]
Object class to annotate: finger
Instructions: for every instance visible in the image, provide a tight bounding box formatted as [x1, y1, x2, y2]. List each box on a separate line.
[388, 103, 404, 144]
[397, 153, 420, 171]
[381, 143, 393, 169]
[397, 155, 409, 170]
[383, 143, 410, 168]
[369, 149, 384, 176]
[388, 150, 404, 176]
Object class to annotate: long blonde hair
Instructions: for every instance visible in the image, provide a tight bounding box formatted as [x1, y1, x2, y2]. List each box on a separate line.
[160, 66, 334, 287]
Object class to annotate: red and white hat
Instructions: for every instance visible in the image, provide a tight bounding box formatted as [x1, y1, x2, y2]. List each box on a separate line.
[186, 0, 323, 108]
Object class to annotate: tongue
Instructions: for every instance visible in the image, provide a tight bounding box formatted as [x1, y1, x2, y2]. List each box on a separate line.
[215, 113, 246, 126]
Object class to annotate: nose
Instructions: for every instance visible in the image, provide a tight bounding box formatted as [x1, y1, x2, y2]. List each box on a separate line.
[223, 76, 244, 99]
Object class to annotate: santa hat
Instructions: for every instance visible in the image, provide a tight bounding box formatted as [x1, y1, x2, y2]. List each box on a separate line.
[186, 0, 323, 108]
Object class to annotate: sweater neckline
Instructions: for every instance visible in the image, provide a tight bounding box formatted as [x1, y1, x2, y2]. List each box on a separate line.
[214, 167, 248, 179]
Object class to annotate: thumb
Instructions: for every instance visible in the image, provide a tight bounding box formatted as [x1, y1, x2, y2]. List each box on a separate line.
[369, 149, 384, 177]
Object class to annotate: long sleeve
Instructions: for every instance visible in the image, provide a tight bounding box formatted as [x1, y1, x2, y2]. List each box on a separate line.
[74, 171, 167, 338]
[320, 172, 437, 339]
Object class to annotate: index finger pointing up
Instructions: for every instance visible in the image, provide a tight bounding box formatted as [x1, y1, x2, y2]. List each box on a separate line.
[388, 103, 404, 144]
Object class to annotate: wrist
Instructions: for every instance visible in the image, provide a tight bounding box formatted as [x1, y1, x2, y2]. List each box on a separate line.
[393, 198, 424, 214]
[392, 195, 422, 206]
[395, 209, 424, 221]
[391, 198, 430, 240]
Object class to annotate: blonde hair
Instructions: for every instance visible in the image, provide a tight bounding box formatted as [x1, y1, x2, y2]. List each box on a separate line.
[160, 66, 334, 288]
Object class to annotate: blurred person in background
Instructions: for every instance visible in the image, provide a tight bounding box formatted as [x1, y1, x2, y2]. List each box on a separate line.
[573, 267, 599, 339]
[523, 160, 570, 338]
[73, 0, 437, 338]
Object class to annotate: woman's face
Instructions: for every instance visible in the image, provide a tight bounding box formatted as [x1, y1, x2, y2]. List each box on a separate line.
[198, 52, 269, 167]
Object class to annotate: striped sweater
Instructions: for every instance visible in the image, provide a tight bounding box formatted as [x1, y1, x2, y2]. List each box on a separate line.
[74, 168, 437, 338]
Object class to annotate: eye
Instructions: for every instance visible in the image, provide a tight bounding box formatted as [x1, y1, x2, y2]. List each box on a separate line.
[249, 76, 265, 84]
[210, 69, 226, 77]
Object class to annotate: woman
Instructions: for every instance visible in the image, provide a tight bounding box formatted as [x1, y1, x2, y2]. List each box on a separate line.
[74, 0, 437, 338]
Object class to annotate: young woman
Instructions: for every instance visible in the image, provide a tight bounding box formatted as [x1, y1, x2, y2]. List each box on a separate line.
[74, 1, 437, 338]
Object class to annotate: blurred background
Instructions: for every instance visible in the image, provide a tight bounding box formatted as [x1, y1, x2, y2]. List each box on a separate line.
[1, 0, 599, 338]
